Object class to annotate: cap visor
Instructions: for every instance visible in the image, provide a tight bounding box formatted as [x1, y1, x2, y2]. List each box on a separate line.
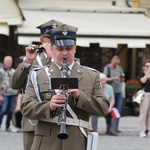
[54, 39, 76, 46]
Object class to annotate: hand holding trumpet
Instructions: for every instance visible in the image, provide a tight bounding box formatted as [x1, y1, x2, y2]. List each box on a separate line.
[50, 93, 66, 111]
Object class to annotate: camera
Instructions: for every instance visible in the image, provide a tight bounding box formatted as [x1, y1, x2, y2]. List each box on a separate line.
[119, 75, 124, 82]
[30, 47, 44, 53]
[119, 75, 124, 78]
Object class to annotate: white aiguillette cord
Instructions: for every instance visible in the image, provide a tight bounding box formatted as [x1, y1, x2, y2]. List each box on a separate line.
[27, 56, 44, 126]
[36, 54, 43, 67]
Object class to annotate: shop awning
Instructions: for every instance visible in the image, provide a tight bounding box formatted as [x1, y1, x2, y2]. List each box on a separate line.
[17, 10, 150, 48]
[0, 23, 9, 36]
[0, 0, 23, 35]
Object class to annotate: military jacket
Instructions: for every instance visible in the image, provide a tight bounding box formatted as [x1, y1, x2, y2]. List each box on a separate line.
[21, 62, 109, 150]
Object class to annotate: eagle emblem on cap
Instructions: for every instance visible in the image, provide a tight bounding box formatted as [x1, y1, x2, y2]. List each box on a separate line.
[62, 25, 68, 35]
[46, 29, 49, 32]
[52, 23, 56, 29]
[51, 20, 57, 29]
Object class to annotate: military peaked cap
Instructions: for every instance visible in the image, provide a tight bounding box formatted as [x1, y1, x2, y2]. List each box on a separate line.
[47, 24, 78, 46]
[36, 19, 63, 37]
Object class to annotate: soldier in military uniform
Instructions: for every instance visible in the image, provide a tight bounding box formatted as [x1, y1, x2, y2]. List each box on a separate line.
[10, 20, 63, 150]
[10, 19, 63, 89]
[21, 24, 109, 150]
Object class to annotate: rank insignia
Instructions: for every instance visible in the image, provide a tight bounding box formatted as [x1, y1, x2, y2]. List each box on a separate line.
[51, 20, 57, 29]
[62, 25, 68, 35]
[46, 93, 51, 99]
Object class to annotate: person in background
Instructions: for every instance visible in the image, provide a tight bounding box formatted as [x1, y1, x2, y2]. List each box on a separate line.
[90, 73, 118, 136]
[103, 55, 124, 133]
[12, 92, 23, 133]
[0, 62, 3, 69]
[139, 61, 150, 138]
[0, 56, 18, 131]
[99, 73, 118, 136]
[0, 62, 4, 110]
[10, 20, 63, 150]
[21, 24, 109, 150]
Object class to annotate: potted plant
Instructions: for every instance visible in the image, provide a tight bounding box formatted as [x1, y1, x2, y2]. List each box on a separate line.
[126, 79, 141, 98]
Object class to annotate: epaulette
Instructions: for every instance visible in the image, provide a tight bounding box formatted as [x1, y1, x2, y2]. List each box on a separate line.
[80, 65, 97, 72]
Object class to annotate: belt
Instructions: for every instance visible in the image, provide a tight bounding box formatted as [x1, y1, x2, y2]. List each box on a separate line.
[40, 116, 89, 129]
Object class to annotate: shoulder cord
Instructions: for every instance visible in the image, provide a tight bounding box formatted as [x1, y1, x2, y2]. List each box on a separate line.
[22, 54, 44, 95]
[36, 54, 43, 67]
[28, 70, 42, 126]
[44, 67, 87, 137]
[27, 56, 44, 126]
[30, 71, 42, 102]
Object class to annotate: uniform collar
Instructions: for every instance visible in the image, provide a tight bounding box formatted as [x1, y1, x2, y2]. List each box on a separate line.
[54, 61, 74, 71]
[49, 62, 83, 80]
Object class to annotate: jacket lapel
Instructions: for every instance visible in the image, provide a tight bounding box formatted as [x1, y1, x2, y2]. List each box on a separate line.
[49, 63, 61, 78]
[70, 63, 83, 81]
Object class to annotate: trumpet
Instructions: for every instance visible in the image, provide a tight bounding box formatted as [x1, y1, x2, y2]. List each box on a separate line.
[57, 58, 69, 140]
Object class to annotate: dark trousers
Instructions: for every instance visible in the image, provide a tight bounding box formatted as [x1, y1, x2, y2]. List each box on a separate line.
[0, 95, 17, 129]
[15, 112, 22, 128]
[105, 113, 112, 133]
[114, 92, 122, 131]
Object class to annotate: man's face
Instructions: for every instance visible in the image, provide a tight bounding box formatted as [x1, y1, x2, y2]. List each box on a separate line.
[52, 45, 76, 66]
[100, 79, 106, 88]
[113, 59, 120, 67]
[40, 37, 50, 44]
[4, 57, 13, 69]
[43, 37, 50, 43]
[145, 62, 150, 71]
[40, 37, 53, 58]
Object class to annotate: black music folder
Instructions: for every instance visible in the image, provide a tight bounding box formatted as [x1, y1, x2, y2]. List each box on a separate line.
[51, 78, 78, 89]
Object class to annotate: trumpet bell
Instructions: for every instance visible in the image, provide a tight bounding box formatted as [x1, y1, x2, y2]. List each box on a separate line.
[57, 132, 69, 140]
[57, 122, 69, 140]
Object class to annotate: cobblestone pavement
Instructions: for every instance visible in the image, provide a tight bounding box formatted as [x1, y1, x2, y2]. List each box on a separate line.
[0, 116, 150, 150]
[97, 116, 150, 150]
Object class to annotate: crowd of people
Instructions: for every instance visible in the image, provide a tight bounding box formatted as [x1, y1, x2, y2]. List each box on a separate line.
[0, 19, 149, 150]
